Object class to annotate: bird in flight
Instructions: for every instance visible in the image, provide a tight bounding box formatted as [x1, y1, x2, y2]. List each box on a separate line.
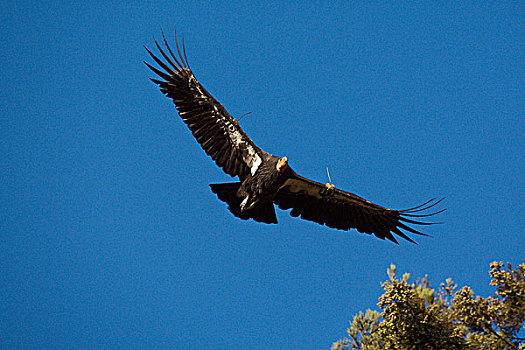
[145, 32, 444, 244]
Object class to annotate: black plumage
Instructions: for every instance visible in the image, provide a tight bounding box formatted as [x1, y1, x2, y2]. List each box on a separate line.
[145, 32, 444, 244]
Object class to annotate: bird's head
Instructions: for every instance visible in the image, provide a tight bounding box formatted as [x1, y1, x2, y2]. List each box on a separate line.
[276, 157, 288, 172]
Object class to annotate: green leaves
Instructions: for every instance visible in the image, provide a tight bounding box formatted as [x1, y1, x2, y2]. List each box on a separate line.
[331, 310, 382, 350]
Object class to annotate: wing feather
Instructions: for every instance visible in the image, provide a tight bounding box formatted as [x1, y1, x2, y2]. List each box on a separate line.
[145, 33, 265, 179]
[275, 174, 444, 244]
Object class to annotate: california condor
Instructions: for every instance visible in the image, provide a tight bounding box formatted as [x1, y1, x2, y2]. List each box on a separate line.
[144, 32, 444, 244]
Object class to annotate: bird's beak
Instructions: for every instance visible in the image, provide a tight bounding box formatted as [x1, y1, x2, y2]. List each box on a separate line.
[277, 157, 288, 172]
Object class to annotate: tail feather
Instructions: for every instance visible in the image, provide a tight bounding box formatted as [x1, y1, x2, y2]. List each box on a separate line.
[210, 182, 278, 224]
[210, 182, 241, 207]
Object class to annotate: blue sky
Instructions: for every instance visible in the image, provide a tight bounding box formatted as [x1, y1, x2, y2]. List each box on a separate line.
[1, 1, 523, 348]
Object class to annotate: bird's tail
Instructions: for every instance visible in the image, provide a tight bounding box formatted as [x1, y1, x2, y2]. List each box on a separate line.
[209, 182, 278, 224]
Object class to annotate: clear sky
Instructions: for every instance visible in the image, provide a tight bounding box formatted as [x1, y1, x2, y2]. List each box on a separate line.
[1, 1, 523, 348]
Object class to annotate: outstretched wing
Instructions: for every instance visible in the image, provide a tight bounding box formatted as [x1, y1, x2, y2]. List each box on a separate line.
[145, 32, 264, 179]
[275, 174, 444, 244]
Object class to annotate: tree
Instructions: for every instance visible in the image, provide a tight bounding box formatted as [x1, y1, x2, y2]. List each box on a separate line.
[332, 261, 525, 350]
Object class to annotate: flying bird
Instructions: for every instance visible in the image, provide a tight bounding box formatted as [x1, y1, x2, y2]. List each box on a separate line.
[144, 32, 444, 244]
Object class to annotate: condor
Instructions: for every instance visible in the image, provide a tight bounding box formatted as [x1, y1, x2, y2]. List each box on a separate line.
[145, 32, 444, 244]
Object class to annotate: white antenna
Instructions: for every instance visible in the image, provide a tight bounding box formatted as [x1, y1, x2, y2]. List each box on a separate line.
[326, 167, 332, 185]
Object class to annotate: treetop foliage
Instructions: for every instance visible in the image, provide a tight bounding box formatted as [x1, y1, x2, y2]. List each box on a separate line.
[332, 261, 525, 350]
